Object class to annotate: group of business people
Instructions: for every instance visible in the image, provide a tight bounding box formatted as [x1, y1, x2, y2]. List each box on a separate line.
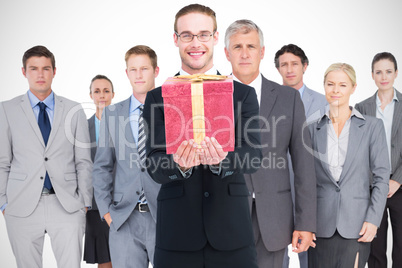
[1, 3, 401, 268]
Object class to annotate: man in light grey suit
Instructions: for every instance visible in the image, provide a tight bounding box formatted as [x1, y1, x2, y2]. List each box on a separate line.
[224, 20, 317, 268]
[92, 45, 160, 268]
[0, 45, 92, 268]
[274, 44, 327, 268]
[275, 44, 327, 123]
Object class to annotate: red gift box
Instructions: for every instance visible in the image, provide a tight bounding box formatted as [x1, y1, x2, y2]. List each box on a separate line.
[162, 74, 234, 154]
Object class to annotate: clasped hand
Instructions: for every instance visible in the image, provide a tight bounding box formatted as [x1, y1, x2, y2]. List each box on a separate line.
[357, 222, 377, 242]
[292, 230, 316, 253]
[173, 137, 228, 171]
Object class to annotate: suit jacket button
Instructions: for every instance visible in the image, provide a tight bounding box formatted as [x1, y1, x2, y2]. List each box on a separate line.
[336, 188, 340, 192]
[44, 157, 48, 161]
[136, 191, 140, 195]
[141, 168, 146, 172]
[204, 192, 209, 197]
[392, 144, 395, 148]
[40, 176, 44, 180]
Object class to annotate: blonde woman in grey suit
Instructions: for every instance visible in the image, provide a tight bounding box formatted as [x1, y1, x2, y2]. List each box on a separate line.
[307, 63, 390, 268]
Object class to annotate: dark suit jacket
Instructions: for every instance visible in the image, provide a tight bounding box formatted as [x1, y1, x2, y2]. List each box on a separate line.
[355, 90, 402, 184]
[88, 114, 98, 210]
[244, 75, 317, 251]
[143, 78, 262, 251]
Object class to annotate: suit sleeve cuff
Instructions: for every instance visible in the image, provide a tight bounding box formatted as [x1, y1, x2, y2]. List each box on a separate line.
[209, 163, 222, 175]
[0, 203, 7, 212]
[177, 166, 193, 179]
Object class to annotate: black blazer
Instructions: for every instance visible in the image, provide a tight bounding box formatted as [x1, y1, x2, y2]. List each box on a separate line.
[143, 79, 262, 251]
[88, 114, 98, 211]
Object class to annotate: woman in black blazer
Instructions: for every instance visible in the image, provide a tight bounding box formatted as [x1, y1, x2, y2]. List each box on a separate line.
[84, 75, 115, 268]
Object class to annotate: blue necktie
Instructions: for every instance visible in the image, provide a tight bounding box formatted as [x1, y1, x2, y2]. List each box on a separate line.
[38, 102, 52, 190]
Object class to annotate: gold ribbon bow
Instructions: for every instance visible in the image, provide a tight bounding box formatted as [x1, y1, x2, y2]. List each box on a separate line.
[174, 74, 228, 145]
[174, 73, 228, 82]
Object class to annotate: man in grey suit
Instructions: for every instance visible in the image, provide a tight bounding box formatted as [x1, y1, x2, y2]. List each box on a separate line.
[0, 45, 92, 268]
[275, 44, 327, 123]
[224, 20, 317, 268]
[92, 45, 160, 268]
[274, 44, 327, 268]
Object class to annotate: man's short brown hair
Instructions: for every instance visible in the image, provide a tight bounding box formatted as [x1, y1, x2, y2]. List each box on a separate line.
[22, 45, 56, 71]
[125, 45, 158, 70]
[174, 4, 217, 33]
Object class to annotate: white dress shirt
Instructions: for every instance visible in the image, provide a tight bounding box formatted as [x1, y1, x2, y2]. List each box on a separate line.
[325, 107, 365, 182]
[232, 73, 262, 106]
[376, 89, 398, 172]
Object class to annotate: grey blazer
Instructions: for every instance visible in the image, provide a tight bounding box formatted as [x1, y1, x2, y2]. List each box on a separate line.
[308, 112, 390, 238]
[355, 90, 402, 184]
[302, 86, 327, 122]
[288, 86, 327, 206]
[92, 97, 160, 231]
[0, 93, 93, 217]
[244, 75, 317, 251]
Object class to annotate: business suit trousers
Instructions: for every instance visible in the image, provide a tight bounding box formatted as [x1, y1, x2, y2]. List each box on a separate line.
[308, 230, 371, 268]
[109, 208, 156, 268]
[368, 187, 402, 268]
[4, 194, 86, 268]
[252, 201, 286, 268]
[154, 242, 258, 268]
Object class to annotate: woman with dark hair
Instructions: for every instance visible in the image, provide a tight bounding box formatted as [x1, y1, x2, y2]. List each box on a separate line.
[355, 52, 402, 268]
[84, 74, 115, 268]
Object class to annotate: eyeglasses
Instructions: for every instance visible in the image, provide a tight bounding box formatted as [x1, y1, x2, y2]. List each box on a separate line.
[175, 31, 215, 43]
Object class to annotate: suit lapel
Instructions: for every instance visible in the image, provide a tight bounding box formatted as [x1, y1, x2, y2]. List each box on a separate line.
[338, 116, 365, 183]
[391, 90, 402, 140]
[88, 114, 97, 160]
[302, 87, 313, 116]
[259, 75, 278, 129]
[88, 114, 96, 143]
[119, 97, 136, 147]
[315, 118, 335, 183]
[365, 93, 377, 116]
[20, 93, 45, 147]
[45, 94, 63, 151]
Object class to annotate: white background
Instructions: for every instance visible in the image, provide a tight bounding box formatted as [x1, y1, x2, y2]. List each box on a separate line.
[0, 0, 401, 267]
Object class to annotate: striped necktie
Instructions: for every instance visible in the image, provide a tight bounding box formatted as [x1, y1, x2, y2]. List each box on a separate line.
[137, 105, 146, 203]
[137, 105, 146, 164]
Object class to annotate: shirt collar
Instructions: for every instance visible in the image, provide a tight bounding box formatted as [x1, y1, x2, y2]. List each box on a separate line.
[322, 106, 365, 122]
[129, 94, 142, 113]
[376, 88, 399, 106]
[298, 84, 306, 98]
[232, 73, 262, 86]
[27, 90, 55, 110]
[179, 66, 217, 76]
